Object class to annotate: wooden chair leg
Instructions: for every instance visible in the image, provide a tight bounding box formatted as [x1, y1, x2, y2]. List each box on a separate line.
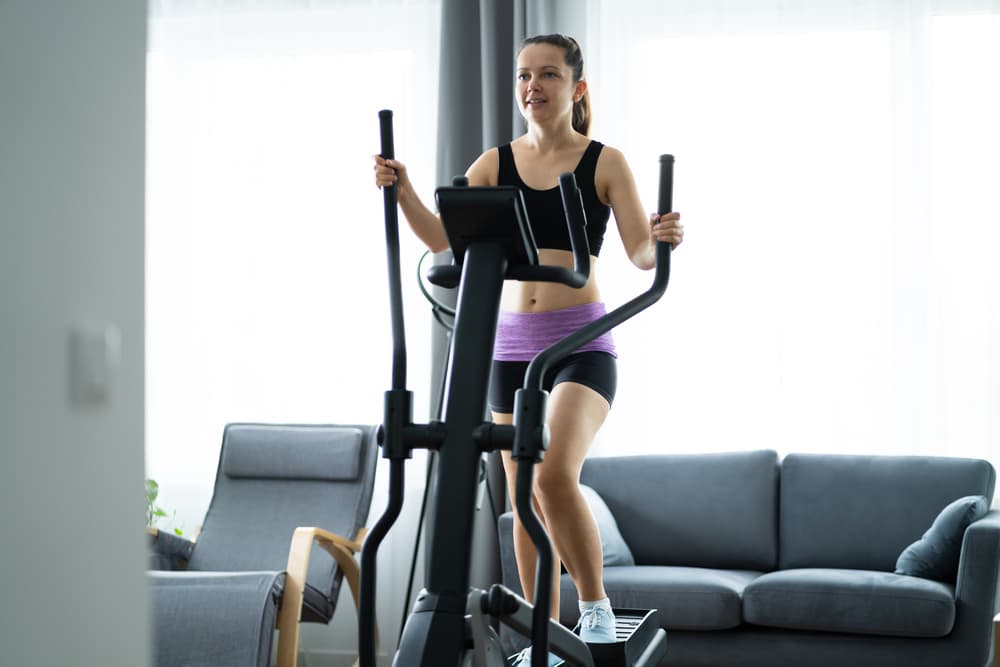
[277, 527, 375, 667]
[276, 529, 314, 667]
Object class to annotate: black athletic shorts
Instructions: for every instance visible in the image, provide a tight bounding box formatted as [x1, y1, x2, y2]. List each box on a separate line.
[488, 351, 617, 414]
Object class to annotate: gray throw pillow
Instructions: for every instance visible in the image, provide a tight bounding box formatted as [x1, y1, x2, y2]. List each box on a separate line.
[895, 495, 989, 582]
[580, 484, 635, 567]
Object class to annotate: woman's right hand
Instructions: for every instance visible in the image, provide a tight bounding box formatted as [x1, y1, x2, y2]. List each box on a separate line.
[373, 155, 408, 190]
[371, 154, 449, 252]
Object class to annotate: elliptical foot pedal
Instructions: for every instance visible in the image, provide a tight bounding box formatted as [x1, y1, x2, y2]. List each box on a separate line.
[506, 649, 564, 667]
[583, 608, 666, 667]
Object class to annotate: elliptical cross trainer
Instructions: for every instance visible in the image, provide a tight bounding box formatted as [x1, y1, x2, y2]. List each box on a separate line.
[359, 110, 675, 667]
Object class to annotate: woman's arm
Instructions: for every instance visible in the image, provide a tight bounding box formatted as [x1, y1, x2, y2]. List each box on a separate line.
[374, 155, 449, 252]
[599, 147, 683, 271]
[373, 148, 498, 252]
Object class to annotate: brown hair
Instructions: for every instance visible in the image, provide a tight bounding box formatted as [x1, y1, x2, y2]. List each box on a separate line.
[519, 34, 591, 136]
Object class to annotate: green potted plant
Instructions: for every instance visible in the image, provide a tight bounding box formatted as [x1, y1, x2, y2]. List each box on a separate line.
[145, 478, 183, 536]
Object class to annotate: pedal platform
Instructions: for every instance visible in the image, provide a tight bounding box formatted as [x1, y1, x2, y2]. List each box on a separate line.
[586, 608, 665, 667]
[507, 608, 665, 667]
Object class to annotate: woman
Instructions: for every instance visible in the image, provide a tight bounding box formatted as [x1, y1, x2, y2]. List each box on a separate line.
[374, 34, 683, 665]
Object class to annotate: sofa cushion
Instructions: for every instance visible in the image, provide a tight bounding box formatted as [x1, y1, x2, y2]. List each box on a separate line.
[580, 484, 635, 567]
[778, 453, 996, 571]
[743, 568, 955, 638]
[580, 450, 779, 570]
[559, 566, 761, 631]
[895, 495, 989, 583]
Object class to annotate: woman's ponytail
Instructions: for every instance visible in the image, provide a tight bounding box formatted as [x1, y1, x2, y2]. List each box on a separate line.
[573, 88, 591, 136]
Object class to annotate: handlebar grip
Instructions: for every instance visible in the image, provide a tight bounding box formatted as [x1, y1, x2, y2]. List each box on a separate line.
[378, 109, 406, 390]
[557, 172, 591, 282]
[379, 110, 395, 160]
[658, 154, 674, 215]
[558, 171, 579, 195]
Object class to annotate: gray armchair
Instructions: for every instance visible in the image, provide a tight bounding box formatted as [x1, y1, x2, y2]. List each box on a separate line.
[148, 423, 379, 667]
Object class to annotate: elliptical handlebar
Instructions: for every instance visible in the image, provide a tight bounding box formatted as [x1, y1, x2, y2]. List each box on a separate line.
[427, 172, 593, 289]
[379, 109, 407, 390]
[522, 154, 674, 395]
[359, 110, 410, 667]
[504, 172, 591, 287]
[655, 153, 674, 290]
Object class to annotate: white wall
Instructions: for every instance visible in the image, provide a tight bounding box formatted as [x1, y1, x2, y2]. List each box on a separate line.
[0, 2, 149, 665]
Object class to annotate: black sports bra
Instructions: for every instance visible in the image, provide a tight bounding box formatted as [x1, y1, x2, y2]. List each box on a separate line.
[497, 141, 611, 257]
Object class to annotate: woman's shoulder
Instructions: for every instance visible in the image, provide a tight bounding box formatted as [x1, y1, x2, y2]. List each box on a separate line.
[591, 139, 624, 160]
[466, 147, 500, 186]
[592, 142, 636, 204]
[593, 142, 630, 173]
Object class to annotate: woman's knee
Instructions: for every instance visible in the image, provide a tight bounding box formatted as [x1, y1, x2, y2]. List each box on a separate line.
[533, 465, 580, 507]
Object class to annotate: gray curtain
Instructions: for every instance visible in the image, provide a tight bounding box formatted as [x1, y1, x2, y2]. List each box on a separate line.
[428, 0, 587, 593]
[435, 0, 585, 185]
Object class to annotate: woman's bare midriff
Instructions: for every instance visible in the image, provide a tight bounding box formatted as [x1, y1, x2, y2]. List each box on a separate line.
[501, 248, 602, 313]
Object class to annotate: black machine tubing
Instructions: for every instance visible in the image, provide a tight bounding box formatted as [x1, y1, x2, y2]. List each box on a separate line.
[398, 323, 452, 642]
[505, 173, 590, 287]
[360, 110, 408, 667]
[522, 155, 674, 664]
[360, 458, 404, 667]
[524, 155, 674, 390]
[516, 463, 554, 667]
[380, 109, 407, 390]
[559, 172, 592, 279]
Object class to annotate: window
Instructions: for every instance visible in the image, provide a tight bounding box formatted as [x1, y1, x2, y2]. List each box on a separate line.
[585, 2, 999, 465]
[146, 0, 441, 526]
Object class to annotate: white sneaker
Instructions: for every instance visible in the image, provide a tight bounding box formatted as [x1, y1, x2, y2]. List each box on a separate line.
[578, 605, 617, 643]
[509, 646, 564, 666]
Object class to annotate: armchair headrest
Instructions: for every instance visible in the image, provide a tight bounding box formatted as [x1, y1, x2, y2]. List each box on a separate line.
[221, 424, 365, 481]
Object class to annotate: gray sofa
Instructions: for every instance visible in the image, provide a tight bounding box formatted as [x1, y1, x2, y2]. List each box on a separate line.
[498, 450, 1000, 667]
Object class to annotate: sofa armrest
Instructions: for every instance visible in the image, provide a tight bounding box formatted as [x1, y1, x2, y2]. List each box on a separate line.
[955, 509, 1000, 606]
[953, 509, 1000, 666]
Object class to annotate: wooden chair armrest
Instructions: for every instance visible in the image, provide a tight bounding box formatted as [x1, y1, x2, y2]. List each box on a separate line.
[276, 526, 374, 667]
[311, 526, 364, 554]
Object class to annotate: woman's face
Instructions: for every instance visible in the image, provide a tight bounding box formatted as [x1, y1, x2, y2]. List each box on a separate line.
[515, 43, 582, 126]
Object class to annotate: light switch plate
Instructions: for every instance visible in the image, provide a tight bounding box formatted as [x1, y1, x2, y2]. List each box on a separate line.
[69, 322, 121, 406]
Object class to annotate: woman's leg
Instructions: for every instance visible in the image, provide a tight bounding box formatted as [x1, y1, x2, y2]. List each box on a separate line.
[496, 381, 611, 617]
[496, 412, 564, 618]
[534, 382, 610, 603]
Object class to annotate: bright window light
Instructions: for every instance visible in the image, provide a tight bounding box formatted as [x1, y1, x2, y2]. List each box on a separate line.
[588, 8, 998, 466]
[146, 3, 441, 528]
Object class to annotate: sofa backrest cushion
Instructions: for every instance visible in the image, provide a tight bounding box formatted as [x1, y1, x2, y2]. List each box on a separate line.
[581, 450, 780, 570]
[779, 453, 996, 571]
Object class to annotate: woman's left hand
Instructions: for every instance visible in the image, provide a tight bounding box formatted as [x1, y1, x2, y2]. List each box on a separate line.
[650, 212, 683, 248]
